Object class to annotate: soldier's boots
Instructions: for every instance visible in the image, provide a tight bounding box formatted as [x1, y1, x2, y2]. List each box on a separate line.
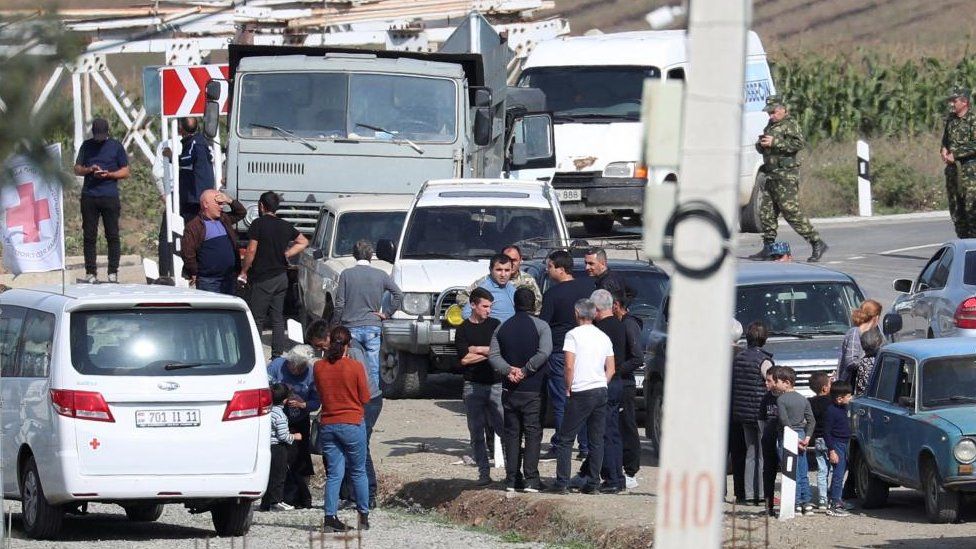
[747, 243, 774, 261]
[808, 240, 829, 263]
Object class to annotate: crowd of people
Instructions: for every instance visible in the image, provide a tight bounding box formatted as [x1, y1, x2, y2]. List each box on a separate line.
[729, 299, 884, 517]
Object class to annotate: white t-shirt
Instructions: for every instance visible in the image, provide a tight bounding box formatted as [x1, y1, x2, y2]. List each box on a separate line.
[563, 324, 613, 393]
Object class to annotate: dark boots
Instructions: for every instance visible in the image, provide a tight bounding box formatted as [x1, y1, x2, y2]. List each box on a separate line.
[323, 515, 350, 533]
[808, 240, 828, 262]
[748, 242, 774, 261]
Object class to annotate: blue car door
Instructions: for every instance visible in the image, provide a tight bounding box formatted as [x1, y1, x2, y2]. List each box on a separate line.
[885, 358, 919, 483]
[859, 353, 905, 478]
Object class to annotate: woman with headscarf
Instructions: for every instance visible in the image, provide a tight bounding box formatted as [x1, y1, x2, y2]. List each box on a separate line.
[267, 344, 319, 509]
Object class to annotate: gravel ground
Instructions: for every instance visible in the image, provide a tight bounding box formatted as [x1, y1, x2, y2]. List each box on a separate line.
[2, 500, 545, 548]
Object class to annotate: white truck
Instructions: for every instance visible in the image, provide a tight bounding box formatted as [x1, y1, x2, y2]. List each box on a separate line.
[512, 30, 776, 234]
[375, 179, 570, 398]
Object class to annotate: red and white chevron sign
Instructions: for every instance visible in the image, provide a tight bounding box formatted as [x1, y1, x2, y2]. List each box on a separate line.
[160, 64, 230, 118]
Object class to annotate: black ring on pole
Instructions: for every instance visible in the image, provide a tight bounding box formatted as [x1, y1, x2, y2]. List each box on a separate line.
[662, 200, 732, 280]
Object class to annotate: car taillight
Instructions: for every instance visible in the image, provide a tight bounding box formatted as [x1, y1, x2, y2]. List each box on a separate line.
[955, 297, 976, 329]
[222, 388, 272, 421]
[50, 389, 115, 422]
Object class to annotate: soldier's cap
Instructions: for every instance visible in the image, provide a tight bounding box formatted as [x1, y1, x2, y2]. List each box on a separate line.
[769, 241, 791, 258]
[763, 95, 786, 113]
[947, 87, 971, 102]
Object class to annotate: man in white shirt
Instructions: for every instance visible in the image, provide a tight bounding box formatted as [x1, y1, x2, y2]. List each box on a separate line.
[550, 298, 615, 494]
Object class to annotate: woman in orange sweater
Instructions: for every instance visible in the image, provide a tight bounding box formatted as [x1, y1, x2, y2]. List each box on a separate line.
[313, 326, 372, 533]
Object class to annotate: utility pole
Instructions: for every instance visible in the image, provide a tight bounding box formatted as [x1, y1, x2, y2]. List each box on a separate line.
[652, 0, 749, 547]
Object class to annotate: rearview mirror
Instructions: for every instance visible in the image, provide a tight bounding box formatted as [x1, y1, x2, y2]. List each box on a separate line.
[508, 113, 555, 171]
[882, 313, 902, 336]
[474, 107, 493, 147]
[892, 278, 912, 293]
[376, 239, 396, 264]
[202, 79, 226, 140]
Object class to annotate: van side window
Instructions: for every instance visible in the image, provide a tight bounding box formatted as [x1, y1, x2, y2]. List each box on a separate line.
[19, 310, 55, 378]
[0, 305, 27, 377]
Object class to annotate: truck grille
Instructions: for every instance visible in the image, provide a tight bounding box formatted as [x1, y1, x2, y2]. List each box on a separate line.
[277, 202, 320, 234]
[246, 161, 306, 176]
[551, 171, 598, 188]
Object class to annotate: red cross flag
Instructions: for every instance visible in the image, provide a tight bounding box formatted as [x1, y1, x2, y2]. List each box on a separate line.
[1, 144, 65, 274]
[160, 64, 229, 118]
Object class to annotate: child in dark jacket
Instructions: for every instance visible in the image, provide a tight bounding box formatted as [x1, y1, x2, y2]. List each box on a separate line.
[825, 381, 854, 516]
[759, 365, 782, 515]
[807, 372, 832, 509]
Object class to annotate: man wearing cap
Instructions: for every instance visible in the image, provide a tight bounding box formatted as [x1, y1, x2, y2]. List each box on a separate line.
[751, 96, 828, 263]
[73, 118, 130, 284]
[941, 87, 976, 238]
[175, 117, 215, 223]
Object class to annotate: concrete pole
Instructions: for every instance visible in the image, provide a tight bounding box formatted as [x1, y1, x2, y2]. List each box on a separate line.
[652, 0, 749, 547]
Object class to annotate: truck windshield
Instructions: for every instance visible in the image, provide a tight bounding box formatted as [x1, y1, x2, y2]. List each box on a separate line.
[518, 66, 660, 122]
[70, 309, 255, 376]
[735, 282, 861, 336]
[333, 211, 407, 257]
[238, 72, 457, 142]
[400, 206, 558, 260]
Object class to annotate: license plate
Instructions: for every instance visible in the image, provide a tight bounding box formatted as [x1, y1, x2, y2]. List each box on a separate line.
[135, 409, 201, 428]
[449, 328, 456, 340]
[555, 189, 582, 202]
[635, 374, 645, 388]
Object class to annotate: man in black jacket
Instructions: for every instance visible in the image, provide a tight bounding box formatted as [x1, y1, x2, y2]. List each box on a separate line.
[730, 321, 774, 505]
[584, 247, 628, 297]
[612, 291, 643, 489]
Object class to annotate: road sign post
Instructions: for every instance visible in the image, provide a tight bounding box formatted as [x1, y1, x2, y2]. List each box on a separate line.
[651, 1, 749, 547]
[857, 140, 872, 217]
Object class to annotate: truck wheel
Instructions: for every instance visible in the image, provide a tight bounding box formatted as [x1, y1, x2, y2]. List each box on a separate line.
[20, 456, 63, 539]
[645, 382, 664, 453]
[583, 216, 614, 235]
[855, 452, 889, 508]
[922, 460, 960, 523]
[381, 351, 426, 399]
[740, 173, 765, 233]
[123, 503, 164, 522]
[211, 498, 253, 537]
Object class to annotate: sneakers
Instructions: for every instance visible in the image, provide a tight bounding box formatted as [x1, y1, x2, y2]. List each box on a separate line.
[801, 503, 815, 515]
[271, 502, 294, 512]
[547, 485, 569, 495]
[476, 474, 492, 487]
[107, 273, 118, 283]
[522, 480, 545, 493]
[569, 474, 589, 489]
[358, 511, 370, 531]
[579, 484, 598, 495]
[808, 240, 829, 262]
[826, 504, 850, 517]
[83, 273, 97, 284]
[625, 475, 639, 490]
[323, 515, 350, 533]
[599, 484, 623, 494]
[817, 499, 829, 510]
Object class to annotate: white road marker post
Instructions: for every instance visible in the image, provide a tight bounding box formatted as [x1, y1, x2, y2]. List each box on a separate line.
[494, 435, 505, 470]
[779, 427, 798, 520]
[650, 1, 749, 547]
[857, 140, 872, 217]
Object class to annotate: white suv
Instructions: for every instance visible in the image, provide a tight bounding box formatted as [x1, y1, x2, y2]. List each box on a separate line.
[376, 178, 569, 398]
[0, 285, 270, 539]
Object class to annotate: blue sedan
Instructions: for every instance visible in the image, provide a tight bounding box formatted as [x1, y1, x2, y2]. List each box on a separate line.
[851, 337, 976, 523]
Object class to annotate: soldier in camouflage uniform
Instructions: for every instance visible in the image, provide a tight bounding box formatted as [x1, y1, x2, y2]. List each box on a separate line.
[749, 96, 828, 262]
[456, 245, 543, 315]
[941, 87, 976, 238]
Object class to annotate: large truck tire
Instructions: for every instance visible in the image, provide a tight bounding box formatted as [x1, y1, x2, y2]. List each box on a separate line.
[382, 351, 427, 399]
[583, 216, 615, 235]
[740, 173, 765, 233]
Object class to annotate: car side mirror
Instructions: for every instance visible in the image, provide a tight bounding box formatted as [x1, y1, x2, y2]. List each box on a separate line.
[202, 79, 226, 140]
[312, 249, 324, 260]
[507, 113, 555, 171]
[474, 107, 493, 147]
[882, 313, 902, 336]
[892, 278, 912, 293]
[376, 239, 396, 264]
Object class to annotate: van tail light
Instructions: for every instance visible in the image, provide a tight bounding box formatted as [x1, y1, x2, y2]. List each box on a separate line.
[222, 388, 272, 421]
[954, 297, 976, 329]
[50, 390, 115, 422]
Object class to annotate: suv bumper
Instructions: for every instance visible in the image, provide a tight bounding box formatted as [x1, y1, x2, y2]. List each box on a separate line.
[383, 319, 456, 356]
[551, 174, 645, 218]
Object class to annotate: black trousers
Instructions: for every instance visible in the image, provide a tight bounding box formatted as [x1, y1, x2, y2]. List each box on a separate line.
[555, 387, 607, 490]
[502, 389, 543, 483]
[81, 196, 121, 275]
[620, 383, 641, 477]
[247, 273, 289, 357]
[261, 443, 289, 509]
[283, 418, 313, 508]
[761, 419, 780, 504]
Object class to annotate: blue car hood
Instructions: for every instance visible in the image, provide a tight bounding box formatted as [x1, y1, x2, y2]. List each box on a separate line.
[916, 407, 974, 436]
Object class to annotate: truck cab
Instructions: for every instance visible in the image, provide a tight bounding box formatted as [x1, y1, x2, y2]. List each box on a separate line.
[376, 178, 569, 398]
[513, 30, 775, 234]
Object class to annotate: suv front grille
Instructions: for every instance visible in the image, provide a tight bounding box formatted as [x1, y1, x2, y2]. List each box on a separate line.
[436, 289, 461, 320]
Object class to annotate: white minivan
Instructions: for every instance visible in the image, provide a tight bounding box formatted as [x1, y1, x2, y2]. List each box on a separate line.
[0, 285, 270, 539]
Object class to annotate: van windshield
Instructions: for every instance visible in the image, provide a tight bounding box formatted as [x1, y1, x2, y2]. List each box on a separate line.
[518, 66, 660, 122]
[70, 309, 256, 376]
[400, 206, 559, 260]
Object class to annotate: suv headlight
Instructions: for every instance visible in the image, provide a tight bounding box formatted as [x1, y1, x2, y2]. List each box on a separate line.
[602, 162, 648, 179]
[243, 204, 260, 226]
[401, 293, 432, 316]
[954, 438, 976, 463]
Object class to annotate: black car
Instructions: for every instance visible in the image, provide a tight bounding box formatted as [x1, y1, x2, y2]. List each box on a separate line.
[522, 257, 670, 416]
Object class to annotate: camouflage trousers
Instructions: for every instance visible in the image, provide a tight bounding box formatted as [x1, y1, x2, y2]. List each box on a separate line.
[760, 172, 820, 244]
[945, 162, 976, 239]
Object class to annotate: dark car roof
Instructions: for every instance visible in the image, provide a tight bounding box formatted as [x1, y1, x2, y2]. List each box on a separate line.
[523, 257, 667, 275]
[735, 261, 856, 286]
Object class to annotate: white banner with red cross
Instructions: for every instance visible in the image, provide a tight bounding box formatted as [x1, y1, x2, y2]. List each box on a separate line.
[160, 64, 229, 118]
[0, 144, 65, 275]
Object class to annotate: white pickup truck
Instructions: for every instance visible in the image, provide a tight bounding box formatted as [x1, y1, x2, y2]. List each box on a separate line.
[375, 178, 570, 398]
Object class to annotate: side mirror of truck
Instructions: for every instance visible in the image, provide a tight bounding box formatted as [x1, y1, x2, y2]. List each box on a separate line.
[472, 87, 492, 108]
[474, 107, 493, 147]
[202, 79, 226, 140]
[376, 239, 396, 264]
[882, 313, 902, 336]
[508, 113, 555, 171]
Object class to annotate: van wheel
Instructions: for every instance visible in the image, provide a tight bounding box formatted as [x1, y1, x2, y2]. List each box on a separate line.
[20, 457, 63, 539]
[740, 173, 765, 233]
[645, 382, 664, 453]
[923, 460, 960, 523]
[855, 452, 889, 508]
[382, 351, 426, 399]
[583, 216, 614, 235]
[211, 498, 253, 537]
[124, 503, 164, 522]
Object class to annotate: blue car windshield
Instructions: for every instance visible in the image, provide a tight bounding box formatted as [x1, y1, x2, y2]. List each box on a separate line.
[921, 357, 976, 409]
